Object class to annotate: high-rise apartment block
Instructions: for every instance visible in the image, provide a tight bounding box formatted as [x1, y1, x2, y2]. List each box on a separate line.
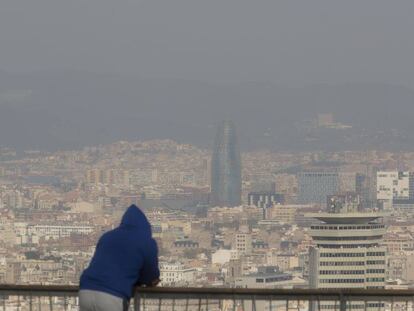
[356, 173, 373, 209]
[298, 170, 339, 204]
[210, 121, 242, 207]
[376, 171, 414, 209]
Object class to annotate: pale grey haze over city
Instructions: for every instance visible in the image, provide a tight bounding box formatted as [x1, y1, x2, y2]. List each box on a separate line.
[1, 0, 414, 151]
[2, 1, 414, 305]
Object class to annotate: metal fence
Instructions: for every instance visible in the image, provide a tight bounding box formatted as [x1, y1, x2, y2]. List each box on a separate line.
[1, 285, 414, 311]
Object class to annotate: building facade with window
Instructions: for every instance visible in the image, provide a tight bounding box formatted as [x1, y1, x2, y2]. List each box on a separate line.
[210, 120, 242, 207]
[159, 262, 196, 286]
[307, 200, 387, 310]
[298, 171, 339, 204]
[377, 171, 414, 209]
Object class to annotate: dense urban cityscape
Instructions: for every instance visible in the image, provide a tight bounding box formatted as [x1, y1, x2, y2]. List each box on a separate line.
[1, 117, 414, 296]
[2, 1, 414, 309]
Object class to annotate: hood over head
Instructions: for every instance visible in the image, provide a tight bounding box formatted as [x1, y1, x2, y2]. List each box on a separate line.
[120, 205, 151, 232]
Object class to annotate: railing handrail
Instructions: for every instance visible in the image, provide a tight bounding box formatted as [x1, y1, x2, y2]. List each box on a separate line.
[136, 287, 414, 296]
[0, 284, 78, 293]
[1, 284, 414, 299]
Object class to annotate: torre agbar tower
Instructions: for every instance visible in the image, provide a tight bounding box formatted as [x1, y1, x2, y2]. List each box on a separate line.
[210, 120, 242, 207]
[308, 194, 387, 310]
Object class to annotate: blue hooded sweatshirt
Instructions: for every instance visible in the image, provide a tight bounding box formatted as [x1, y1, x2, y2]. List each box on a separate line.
[80, 205, 160, 300]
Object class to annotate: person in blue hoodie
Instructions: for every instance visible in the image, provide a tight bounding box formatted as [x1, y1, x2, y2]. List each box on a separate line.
[79, 205, 160, 311]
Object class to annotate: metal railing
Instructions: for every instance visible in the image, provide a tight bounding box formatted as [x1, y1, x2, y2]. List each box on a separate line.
[1, 285, 414, 311]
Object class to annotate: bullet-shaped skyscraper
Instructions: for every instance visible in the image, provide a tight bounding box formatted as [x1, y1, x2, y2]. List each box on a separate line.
[211, 121, 242, 207]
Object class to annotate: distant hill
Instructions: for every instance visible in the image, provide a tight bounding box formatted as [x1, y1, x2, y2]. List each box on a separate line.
[1, 71, 414, 151]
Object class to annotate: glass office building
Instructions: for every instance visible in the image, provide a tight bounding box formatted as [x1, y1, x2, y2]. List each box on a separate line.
[210, 121, 242, 207]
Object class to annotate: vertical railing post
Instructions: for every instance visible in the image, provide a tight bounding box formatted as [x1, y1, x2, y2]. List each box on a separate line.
[339, 294, 347, 311]
[63, 294, 67, 311]
[134, 291, 140, 311]
[49, 294, 53, 311]
[157, 297, 161, 311]
[185, 296, 189, 311]
[29, 292, 33, 311]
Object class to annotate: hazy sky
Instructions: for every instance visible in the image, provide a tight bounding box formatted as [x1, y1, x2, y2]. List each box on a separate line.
[1, 0, 414, 87]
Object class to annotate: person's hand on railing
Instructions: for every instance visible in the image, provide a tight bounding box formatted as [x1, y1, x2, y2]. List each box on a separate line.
[135, 278, 160, 288]
[149, 278, 160, 287]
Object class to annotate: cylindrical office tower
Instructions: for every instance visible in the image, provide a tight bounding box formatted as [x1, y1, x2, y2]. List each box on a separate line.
[210, 120, 242, 207]
[307, 194, 387, 311]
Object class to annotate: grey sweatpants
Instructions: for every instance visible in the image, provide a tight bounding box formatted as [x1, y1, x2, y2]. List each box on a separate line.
[79, 290, 129, 311]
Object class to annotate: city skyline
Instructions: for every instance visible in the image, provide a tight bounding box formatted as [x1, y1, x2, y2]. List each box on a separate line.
[2, 1, 414, 308]
[2, 137, 414, 304]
